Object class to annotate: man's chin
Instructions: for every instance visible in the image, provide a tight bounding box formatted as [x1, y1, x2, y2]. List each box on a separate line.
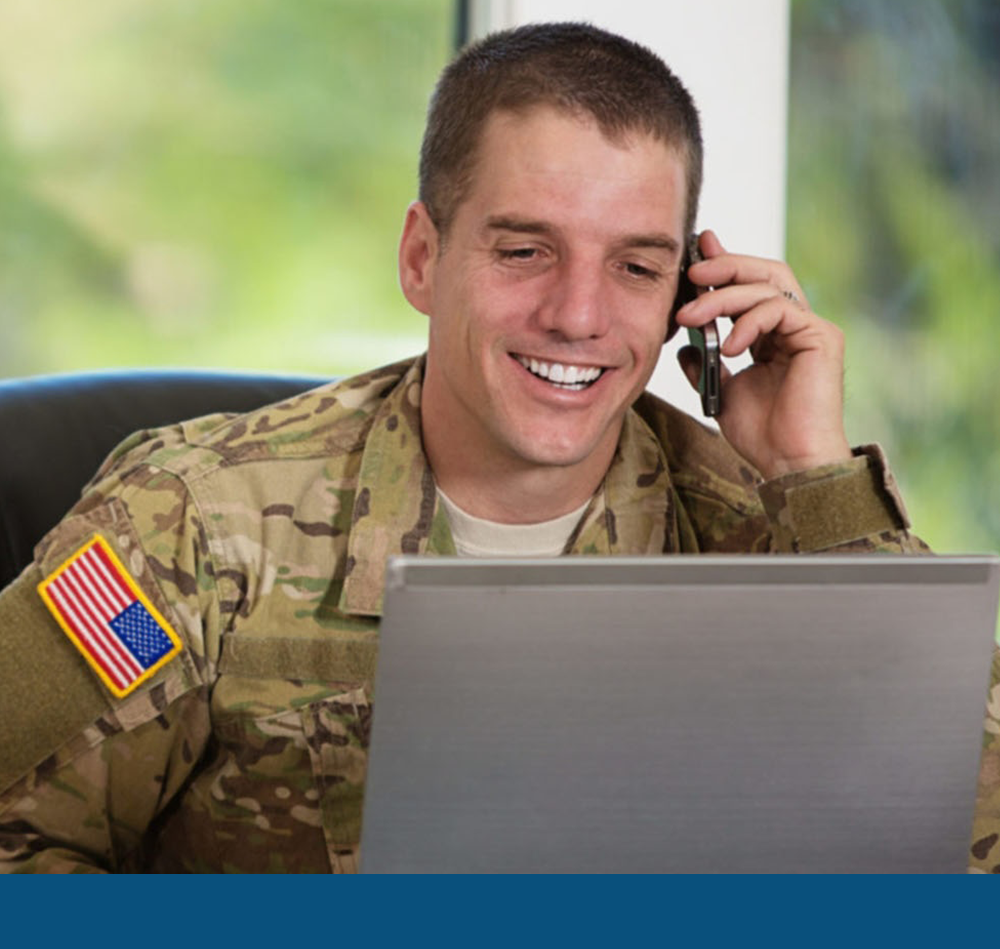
[503, 429, 618, 473]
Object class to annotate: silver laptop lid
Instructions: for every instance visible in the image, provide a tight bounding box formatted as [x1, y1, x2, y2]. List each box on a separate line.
[360, 554, 999, 873]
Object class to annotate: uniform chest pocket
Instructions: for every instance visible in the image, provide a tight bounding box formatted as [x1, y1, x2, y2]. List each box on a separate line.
[208, 632, 377, 873]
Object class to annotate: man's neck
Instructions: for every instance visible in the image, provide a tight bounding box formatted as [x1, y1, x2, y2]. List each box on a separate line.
[428, 453, 606, 524]
[421, 409, 615, 524]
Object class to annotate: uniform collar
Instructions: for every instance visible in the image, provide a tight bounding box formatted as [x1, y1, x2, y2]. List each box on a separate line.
[566, 404, 678, 557]
[339, 358, 677, 616]
[339, 356, 453, 616]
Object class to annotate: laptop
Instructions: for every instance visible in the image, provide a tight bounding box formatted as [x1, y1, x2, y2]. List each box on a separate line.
[359, 554, 999, 873]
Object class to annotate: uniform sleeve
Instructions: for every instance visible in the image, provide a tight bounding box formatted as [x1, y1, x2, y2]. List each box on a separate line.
[675, 441, 930, 555]
[970, 646, 1000, 873]
[755, 444, 930, 553]
[0, 455, 220, 873]
[631, 396, 927, 555]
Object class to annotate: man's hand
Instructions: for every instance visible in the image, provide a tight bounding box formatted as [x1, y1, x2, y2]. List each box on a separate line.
[674, 230, 852, 480]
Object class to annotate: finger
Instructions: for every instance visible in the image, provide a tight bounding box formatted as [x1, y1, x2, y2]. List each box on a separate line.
[697, 229, 726, 258]
[721, 297, 836, 359]
[675, 282, 803, 327]
[689, 254, 806, 305]
[676, 345, 702, 392]
[677, 344, 734, 393]
[723, 306, 799, 359]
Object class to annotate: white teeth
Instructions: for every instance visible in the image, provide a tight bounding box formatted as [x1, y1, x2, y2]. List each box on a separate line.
[516, 355, 603, 389]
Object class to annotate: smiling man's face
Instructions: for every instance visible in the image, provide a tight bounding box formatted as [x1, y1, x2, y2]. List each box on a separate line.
[399, 105, 688, 513]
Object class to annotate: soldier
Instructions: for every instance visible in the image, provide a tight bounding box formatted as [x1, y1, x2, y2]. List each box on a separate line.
[0, 21, 991, 874]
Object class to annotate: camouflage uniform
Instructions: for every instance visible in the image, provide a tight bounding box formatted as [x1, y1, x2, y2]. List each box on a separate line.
[971, 649, 1000, 873]
[0, 354, 984, 874]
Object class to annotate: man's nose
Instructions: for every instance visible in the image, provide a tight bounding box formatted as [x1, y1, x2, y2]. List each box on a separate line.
[536, 258, 613, 341]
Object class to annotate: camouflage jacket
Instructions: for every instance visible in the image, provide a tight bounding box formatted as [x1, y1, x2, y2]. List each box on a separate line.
[1, 354, 983, 875]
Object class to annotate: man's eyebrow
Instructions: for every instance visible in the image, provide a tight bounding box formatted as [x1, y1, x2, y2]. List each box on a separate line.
[619, 234, 681, 255]
[483, 215, 554, 235]
[484, 216, 681, 255]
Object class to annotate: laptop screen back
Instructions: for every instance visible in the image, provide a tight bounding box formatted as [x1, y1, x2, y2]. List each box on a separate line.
[360, 554, 999, 873]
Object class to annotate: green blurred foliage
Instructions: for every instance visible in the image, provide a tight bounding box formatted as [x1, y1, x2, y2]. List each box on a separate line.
[788, 0, 1000, 553]
[3, 1, 997, 556]
[0, 0, 453, 377]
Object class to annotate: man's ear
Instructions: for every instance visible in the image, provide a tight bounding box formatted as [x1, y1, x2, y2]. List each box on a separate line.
[398, 201, 440, 316]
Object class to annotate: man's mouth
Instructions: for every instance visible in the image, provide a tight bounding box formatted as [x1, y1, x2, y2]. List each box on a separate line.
[514, 355, 605, 391]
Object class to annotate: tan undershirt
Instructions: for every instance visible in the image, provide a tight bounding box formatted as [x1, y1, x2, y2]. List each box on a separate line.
[436, 487, 591, 558]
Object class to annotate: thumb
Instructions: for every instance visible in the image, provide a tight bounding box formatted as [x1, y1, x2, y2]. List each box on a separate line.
[698, 229, 726, 259]
[676, 345, 703, 392]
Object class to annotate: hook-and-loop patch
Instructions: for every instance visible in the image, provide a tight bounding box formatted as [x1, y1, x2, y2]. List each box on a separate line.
[37, 535, 183, 699]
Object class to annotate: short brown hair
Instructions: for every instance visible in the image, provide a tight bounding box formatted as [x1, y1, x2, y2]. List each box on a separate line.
[419, 21, 703, 238]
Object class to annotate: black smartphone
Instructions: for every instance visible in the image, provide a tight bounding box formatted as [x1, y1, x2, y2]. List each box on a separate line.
[676, 234, 721, 417]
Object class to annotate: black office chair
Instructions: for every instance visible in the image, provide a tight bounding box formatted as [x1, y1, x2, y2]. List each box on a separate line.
[0, 368, 329, 589]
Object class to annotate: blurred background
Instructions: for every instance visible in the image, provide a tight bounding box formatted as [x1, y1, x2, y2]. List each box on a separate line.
[0, 0, 452, 376]
[0, 0, 997, 556]
[787, 0, 1000, 556]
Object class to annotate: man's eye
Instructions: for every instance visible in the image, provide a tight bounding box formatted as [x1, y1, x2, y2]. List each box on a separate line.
[624, 262, 660, 280]
[499, 247, 538, 261]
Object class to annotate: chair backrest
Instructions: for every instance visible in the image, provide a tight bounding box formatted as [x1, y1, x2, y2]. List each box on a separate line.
[0, 369, 328, 589]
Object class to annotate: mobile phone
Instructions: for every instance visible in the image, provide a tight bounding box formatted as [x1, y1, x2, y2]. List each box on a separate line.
[686, 319, 721, 417]
[678, 234, 721, 418]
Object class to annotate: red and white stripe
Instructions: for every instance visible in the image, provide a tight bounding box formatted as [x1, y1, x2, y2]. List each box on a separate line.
[45, 543, 144, 691]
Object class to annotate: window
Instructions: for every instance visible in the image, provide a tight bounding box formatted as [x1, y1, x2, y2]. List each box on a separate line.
[0, 0, 453, 378]
[788, 0, 1000, 553]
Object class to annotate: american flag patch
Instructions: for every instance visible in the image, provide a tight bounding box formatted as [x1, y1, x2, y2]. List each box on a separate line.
[37, 535, 183, 699]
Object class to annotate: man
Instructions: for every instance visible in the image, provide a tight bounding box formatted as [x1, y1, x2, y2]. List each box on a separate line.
[0, 21, 988, 874]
